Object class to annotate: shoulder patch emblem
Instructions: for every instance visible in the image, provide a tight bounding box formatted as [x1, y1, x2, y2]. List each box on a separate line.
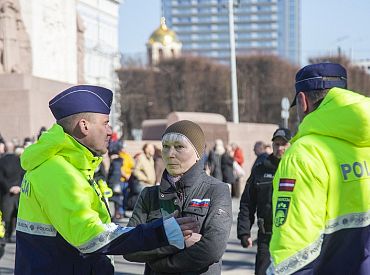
[21, 177, 31, 197]
[274, 197, 291, 227]
[278, 178, 296, 192]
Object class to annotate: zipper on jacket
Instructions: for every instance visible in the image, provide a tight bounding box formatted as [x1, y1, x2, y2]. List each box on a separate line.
[175, 181, 186, 213]
[88, 176, 112, 218]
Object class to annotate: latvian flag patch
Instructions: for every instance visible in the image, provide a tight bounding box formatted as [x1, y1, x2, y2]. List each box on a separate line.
[189, 198, 210, 207]
[278, 178, 296, 192]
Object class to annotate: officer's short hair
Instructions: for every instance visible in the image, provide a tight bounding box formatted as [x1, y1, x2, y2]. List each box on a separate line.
[57, 112, 96, 134]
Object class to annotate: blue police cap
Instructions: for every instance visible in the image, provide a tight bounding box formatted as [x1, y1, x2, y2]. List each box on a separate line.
[49, 85, 113, 120]
[291, 62, 347, 107]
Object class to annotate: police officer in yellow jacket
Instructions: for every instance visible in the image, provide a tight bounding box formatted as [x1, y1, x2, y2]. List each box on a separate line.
[15, 85, 198, 275]
[268, 63, 370, 274]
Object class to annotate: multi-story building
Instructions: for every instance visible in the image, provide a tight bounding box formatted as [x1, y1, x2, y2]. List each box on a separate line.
[77, 0, 121, 128]
[162, 0, 300, 64]
[77, 0, 120, 88]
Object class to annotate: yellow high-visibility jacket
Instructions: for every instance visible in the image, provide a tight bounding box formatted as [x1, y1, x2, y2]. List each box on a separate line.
[269, 88, 370, 274]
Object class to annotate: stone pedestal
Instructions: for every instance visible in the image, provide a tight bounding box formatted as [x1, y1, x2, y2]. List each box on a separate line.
[0, 73, 71, 142]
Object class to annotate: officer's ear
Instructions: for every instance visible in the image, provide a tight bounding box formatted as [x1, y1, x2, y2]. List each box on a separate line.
[297, 92, 309, 114]
[77, 118, 89, 136]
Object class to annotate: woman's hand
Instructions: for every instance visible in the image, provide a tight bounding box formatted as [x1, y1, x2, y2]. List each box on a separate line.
[185, 233, 202, 248]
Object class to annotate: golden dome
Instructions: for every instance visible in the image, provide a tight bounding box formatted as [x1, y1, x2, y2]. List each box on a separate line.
[148, 17, 180, 46]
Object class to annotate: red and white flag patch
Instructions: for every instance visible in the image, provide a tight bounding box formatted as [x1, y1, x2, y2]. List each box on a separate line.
[189, 198, 210, 207]
[278, 178, 296, 192]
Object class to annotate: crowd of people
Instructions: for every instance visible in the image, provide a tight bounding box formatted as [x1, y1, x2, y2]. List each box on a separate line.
[0, 62, 368, 275]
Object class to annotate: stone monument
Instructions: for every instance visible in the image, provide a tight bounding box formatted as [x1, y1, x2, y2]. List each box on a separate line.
[0, 0, 74, 142]
[0, 0, 30, 73]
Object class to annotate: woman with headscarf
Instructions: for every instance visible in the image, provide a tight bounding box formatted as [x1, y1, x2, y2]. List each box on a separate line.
[124, 120, 232, 275]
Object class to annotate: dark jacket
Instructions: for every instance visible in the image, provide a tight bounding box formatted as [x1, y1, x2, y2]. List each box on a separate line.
[0, 153, 24, 196]
[237, 154, 279, 238]
[251, 152, 269, 171]
[124, 161, 232, 275]
[107, 157, 123, 188]
[207, 150, 223, 181]
[221, 152, 235, 184]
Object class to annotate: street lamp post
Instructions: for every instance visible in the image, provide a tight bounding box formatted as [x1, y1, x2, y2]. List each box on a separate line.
[281, 97, 290, 128]
[228, 0, 239, 123]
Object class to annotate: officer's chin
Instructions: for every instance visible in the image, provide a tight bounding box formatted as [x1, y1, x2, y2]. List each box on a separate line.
[91, 147, 107, 157]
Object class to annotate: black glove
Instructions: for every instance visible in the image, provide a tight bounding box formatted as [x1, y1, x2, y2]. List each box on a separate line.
[240, 235, 250, 248]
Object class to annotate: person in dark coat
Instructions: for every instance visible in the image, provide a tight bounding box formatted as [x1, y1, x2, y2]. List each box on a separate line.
[207, 139, 224, 181]
[0, 142, 25, 242]
[107, 141, 126, 220]
[124, 120, 232, 275]
[237, 128, 291, 275]
[251, 141, 268, 170]
[221, 144, 235, 186]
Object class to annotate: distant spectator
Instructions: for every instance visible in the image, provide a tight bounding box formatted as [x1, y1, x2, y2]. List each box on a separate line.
[264, 144, 272, 155]
[14, 146, 24, 156]
[0, 142, 5, 157]
[110, 126, 120, 142]
[23, 137, 33, 148]
[0, 142, 25, 242]
[111, 132, 118, 142]
[133, 143, 156, 191]
[231, 142, 244, 166]
[119, 142, 135, 183]
[207, 139, 225, 181]
[251, 141, 268, 170]
[37, 126, 47, 140]
[107, 142, 126, 220]
[231, 142, 245, 197]
[221, 145, 236, 187]
[118, 141, 135, 214]
[153, 146, 165, 185]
